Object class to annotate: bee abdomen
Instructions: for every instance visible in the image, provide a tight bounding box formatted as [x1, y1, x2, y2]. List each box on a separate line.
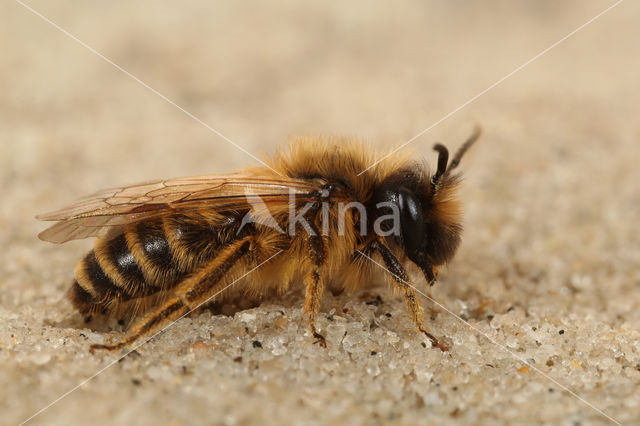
[69, 213, 244, 318]
[70, 249, 134, 316]
[70, 228, 169, 316]
[127, 219, 187, 290]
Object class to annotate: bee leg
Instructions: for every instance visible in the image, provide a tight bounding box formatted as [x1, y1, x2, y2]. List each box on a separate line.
[303, 219, 327, 348]
[372, 241, 449, 352]
[90, 239, 253, 353]
[89, 297, 191, 353]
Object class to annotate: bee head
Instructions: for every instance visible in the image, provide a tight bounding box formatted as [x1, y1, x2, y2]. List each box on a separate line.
[371, 128, 479, 280]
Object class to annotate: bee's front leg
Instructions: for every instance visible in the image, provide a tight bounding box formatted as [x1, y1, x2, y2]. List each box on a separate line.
[371, 240, 449, 352]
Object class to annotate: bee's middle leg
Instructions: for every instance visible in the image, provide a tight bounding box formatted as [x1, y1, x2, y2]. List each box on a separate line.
[302, 218, 327, 347]
[90, 238, 253, 352]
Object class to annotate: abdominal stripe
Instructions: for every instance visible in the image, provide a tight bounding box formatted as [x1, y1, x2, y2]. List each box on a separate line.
[134, 219, 185, 289]
[71, 214, 245, 316]
[139, 223, 173, 269]
[83, 250, 132, 300]
[109, 233, 147, 286]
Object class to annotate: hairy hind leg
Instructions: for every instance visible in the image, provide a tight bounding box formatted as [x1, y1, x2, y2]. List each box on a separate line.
[371, 241, 448, 352]
[90, 238, 253, 352]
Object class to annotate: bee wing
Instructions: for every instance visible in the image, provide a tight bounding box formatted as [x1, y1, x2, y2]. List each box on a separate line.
[37, 173, 322, 243]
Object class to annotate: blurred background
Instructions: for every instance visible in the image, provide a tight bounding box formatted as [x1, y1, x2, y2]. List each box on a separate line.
[1, 1, 639, 424]
[2, 1, 637, 196]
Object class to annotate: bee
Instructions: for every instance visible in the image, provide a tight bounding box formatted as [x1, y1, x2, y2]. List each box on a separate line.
[38, 128, 480, 352]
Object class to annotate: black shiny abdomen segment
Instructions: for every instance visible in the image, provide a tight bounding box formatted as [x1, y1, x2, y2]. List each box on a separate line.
[108, 233, 146, 285]
[84, 250, 127, 298]
[137, 220, 172, 269]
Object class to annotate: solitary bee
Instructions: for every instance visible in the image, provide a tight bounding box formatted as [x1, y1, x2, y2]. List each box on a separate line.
[38, 129, 479, 352]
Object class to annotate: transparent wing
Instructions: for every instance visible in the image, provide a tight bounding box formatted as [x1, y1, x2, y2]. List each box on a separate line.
[37, 173, 322, 243]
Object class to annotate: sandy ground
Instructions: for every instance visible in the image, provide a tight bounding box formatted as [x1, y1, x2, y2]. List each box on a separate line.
[2, 1, 639, 425]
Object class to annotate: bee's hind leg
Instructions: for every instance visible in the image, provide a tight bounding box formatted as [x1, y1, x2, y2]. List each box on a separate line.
[371, 241, 449, 352]
[90, 238, 254, 353]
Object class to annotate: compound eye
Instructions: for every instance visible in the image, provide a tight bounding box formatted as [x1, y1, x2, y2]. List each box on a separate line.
[398, 187, 425, 257]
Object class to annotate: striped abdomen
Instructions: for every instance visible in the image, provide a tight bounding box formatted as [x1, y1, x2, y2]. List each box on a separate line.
[68, 212, 244, 318]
